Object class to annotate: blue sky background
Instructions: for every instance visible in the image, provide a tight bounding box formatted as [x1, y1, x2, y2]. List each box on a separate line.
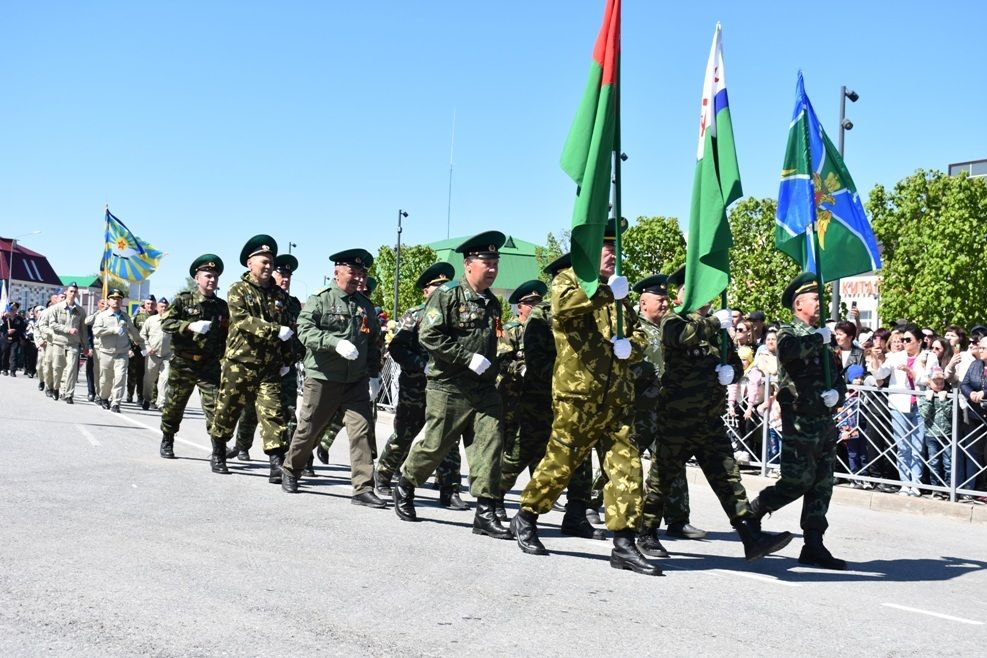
[1, 1, 983, 300]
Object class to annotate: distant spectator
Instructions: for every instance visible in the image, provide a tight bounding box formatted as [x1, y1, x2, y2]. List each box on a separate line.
[835, 321, 865, 376]
[889, 329, 904, 353]
[732, 320, 753, 348]
[920, 366, 952, 495]
[958, 336, 987, 497]
[837, 364, 869, 486]
[921, 328, 936, 352]
[747, 311, 767, 346]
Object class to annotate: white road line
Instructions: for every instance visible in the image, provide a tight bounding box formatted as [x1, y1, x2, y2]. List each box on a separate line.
[882, 603, 984, 625]
[116, 412, 210, 452]
[75, 424, 101, 447]
[712, 569, 801, 588]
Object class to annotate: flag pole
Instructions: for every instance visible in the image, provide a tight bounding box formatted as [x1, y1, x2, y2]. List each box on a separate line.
[102, 205, 109, 300]
[809, 223, 832, 388]
[612, 39, 624, 339]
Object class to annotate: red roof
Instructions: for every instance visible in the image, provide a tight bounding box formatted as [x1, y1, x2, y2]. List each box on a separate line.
[0, 237, 62, 286]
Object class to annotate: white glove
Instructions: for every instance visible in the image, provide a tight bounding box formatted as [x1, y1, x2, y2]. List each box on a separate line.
[716, 364, 735, 385]
[279, 366, 290, 377]
[815, 327, 832, 344]
[188, 320, 211, 335]
[468, 353, 491, 375]
[277, 325, 294, 342]
[821, 389, 839, 408]
[607, 274, 629, 300]
[335, 339, 359, 360]
[369, 376, 381, 400]
[610, 336, 632, 360]
[712, 309, 733, 330]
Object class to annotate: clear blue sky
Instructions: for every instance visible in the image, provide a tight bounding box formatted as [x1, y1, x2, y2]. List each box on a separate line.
[1, 1, 983, 300]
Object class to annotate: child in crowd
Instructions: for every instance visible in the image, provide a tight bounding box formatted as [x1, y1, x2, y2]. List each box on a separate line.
[837, 364, 871, 488]
[919, 366, 952, 496]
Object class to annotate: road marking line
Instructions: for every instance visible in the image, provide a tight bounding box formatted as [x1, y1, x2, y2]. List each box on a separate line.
[116, 412, 210, 452]
[882, 603, 984, 625]
[76, 424, 101, 447]
[712, 569, 801, 588]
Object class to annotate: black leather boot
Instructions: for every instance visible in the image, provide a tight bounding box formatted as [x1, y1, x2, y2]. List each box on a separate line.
[799, 529, 847, 570]
[440, 486, 470, 511]
[268, 451, 285, 484]
[52, 389, 60, 401]
[226, 445, 240, 459]
[472, 498, 513, 539]
[510, 509, 548, 555]
[316, 444, 329, 464]
[636, 528, 670, 558]
[733, 517, 793, 561]
[611, 530, 662, 576]
[281, 466, 299, 493]
[665, 522, 707, 540]
[561, 500, 607, 540]
[375, 469, 393, 497]
[393, 476, 418, 522]
[159, 434, 176, 459]
[303, 453, 316, 477]
[585, 507, 603, 525]
[494, 496, 509, 523]
[210, 439, 230, 474]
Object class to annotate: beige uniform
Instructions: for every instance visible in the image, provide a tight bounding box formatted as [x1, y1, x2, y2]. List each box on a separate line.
[47, 301, 89, 401]
[140, 314, 172, 406]
[35, 306, 56, 392]
[85, 310, 101, 387]
[92, 309, 144, 405]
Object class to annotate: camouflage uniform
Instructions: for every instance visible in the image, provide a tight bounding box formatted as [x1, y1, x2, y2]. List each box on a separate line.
[753, 318, 845, 531]
[497, 320, 525, 473]
[210, 272, 293, 454]
[650, 310, 751, 526]
[127, 309, 151, 401]
[519, 268, 648, 532]
[400, 277, 503, 499]
[159, 289, 228, 437]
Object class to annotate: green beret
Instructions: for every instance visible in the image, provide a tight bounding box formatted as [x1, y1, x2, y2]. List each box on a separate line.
[455, 231, 506, 259]
[667, 265, 685, 287]
[189, 254, 224, 277]
[508, 279, 548, 305]
[239, 235, 278, 266]
[415, 262, 455, 290]
[604, 216, 629, 242]
[632, 274, 669, 296]
[330, 248, 373, 270]
[782, 271, 819, 308]
[274, 254, 299, 274]
[365, 276, 378, 295]
[543, 252, 572, 277]
[107, 288, 125, 300]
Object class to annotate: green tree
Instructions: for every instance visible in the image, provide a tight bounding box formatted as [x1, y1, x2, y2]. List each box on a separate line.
[534, 230, 571, 284]
[726, 197, 801, 321]
[868, 170, 987, 329]
[369, 244, 438, 319]
[621, 215, 686, 285]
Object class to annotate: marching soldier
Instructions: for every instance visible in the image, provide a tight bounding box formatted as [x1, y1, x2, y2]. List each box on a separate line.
[36, 293, 61, 398]
[85, 299, 106, 402]
[749, 272, 847, 570]
[127, 295, 156, 404]
[392, 231, 512, 539]
[140, 297, 173, 411]
[208, 235, 295, 479]
[92, 288, 144, 413]
[159, 255, 228, 459]
[45, 282, 89, 404]
[280, 248, 386, 509]
[511, 219, 660, 575]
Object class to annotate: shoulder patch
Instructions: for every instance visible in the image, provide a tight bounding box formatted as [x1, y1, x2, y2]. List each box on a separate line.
[424, 307, 443, 328]
[443, 280, 460, 290]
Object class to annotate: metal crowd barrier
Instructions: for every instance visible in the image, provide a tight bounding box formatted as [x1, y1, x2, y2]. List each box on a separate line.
[376, 355, 400, 413]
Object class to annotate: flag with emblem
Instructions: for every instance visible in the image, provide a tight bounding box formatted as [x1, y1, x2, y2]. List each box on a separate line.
[775, 72, 881, 282]
[560, 0, 620, 297]
[679, 23, 742, 313]
[101, 208, 164, 282]
[0, 280, 9, 315]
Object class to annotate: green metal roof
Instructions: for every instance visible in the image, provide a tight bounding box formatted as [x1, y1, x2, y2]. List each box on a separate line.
[427, 235, 541, 293]
[60, 275, 102, 288]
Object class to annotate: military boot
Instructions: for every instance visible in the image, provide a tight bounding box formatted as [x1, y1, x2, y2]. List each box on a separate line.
[585, 506, 603, 525]
[281, 466, 299, 493]
[733, 517, 793, 561]
[159, 434, 176, 459]
[268, 451, 285, 484]
[611, 530, 663, 576]
[665, 521, 707, 540]
[52, 389, 60, 401]
[561, 500, 607, 540]
[303, 454, 316, 477]
[798, 529, 847, 570]
[636, 528, 670, 558]
[472, 498, 513, 539]
[511, 509, 548, 555]
[210, 439, 230, 475]
[493, 496, 509, 523]
[392, 476, 418, 522]
[439, 486, 470, 511]
[226, 445, 240, 459]
[374, 469, 393, 497]
[316, 444, 329, 465]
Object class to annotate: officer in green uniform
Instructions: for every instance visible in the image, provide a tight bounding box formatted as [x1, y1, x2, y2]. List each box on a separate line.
[633, 273, 705, 558]
[159, 255, 228, 459]
[374, 262, 467, 509]
[229, 253, 304, 461]
[208, 236, 295, 480]
[749, 272, 847, 570]
[392, 231, 512, 539]
[649, 266, 793, 562]
[512, 218, 661, 575]
[280, 248, 386, 509]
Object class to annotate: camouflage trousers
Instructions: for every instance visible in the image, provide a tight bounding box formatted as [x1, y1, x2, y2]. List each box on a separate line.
[127, 351, 145, 398]
[284, 376, 375, 495]
[753, 410, 837, 532]
[502, 393, 594, 502]
[652, 406, 751, 528]
[235, 367, 298, 451]
[376, 375, 461, 487]
[635, 405, 692, 531]
[402, 384, 502, 499]
[520, 398, 643, 532]
[210, 360, 287, 454]
[160, 357, 220, 437]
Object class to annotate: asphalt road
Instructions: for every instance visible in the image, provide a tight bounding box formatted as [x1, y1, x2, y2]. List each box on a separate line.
[1, 372, 986, 656]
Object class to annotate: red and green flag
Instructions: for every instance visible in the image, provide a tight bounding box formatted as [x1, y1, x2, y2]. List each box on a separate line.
[560, 0, 620, 297]
[679, 23, 742, 313]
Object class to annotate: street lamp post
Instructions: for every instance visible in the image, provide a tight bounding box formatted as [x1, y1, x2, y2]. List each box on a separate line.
[831, 85, 859, 321]
[288, 242, 297, 255]
[5, 230, 41, 308]
[394, 210, 408, 319]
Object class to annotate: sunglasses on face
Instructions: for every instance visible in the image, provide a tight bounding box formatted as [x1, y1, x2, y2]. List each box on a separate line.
[736, 327, 747, 333]
[902, 337, 914, 343]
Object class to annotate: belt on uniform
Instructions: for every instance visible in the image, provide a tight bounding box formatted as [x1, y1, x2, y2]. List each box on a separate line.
[176, 351, 211, 362]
